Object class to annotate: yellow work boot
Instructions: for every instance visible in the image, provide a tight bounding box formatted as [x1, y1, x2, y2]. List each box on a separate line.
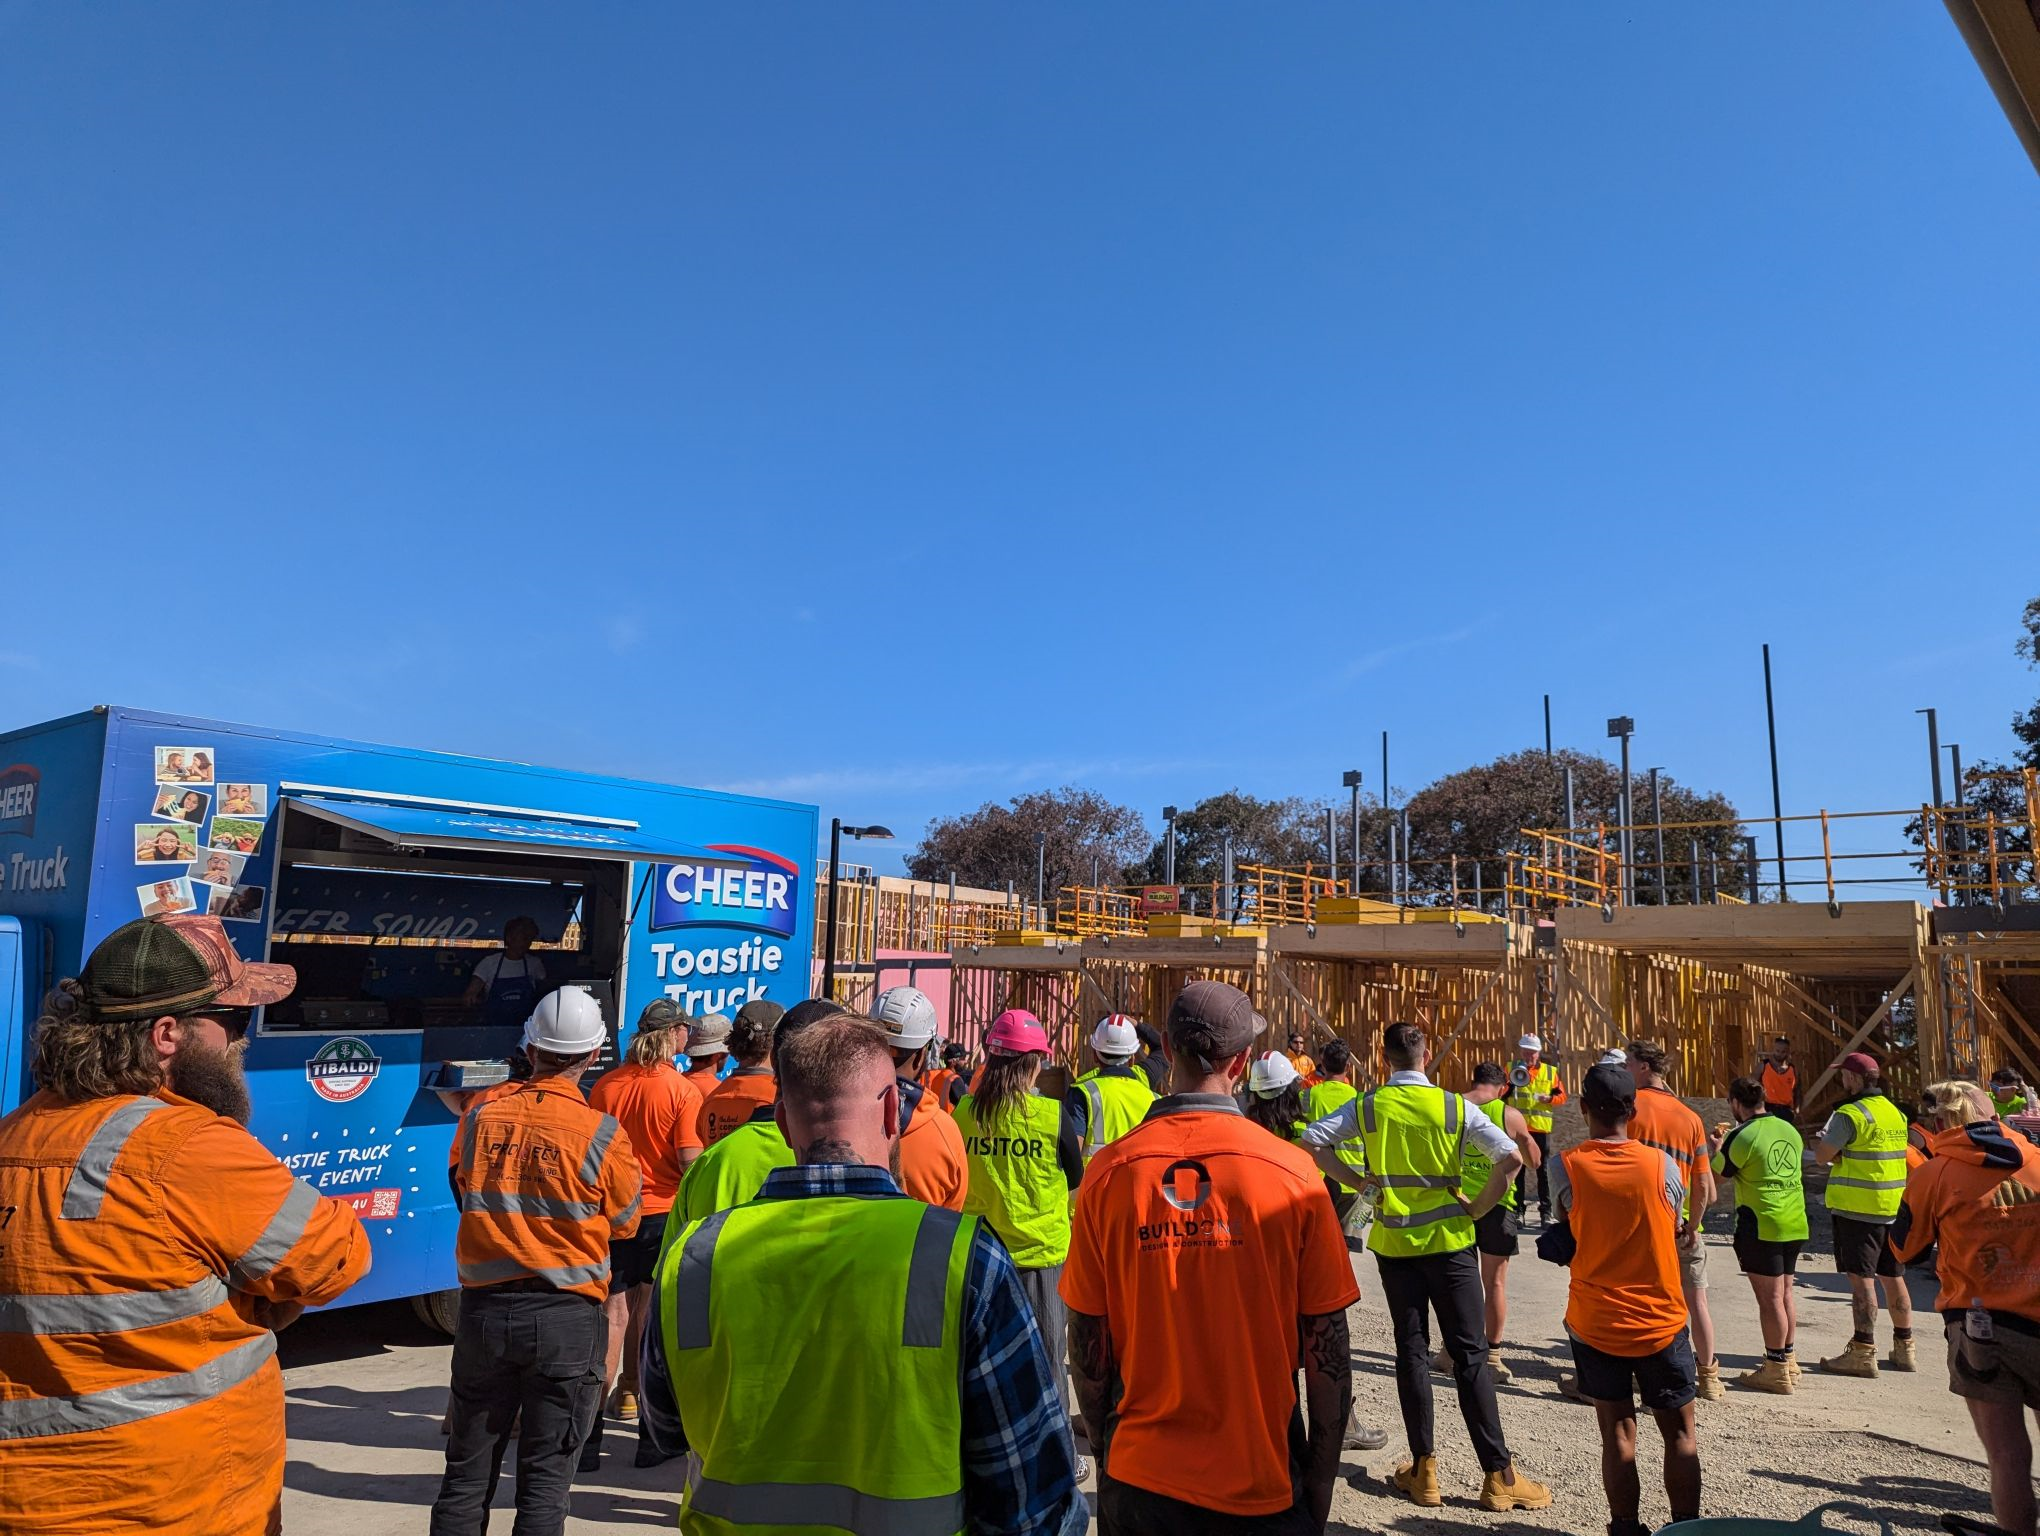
[1479, 1462, 1554, 1512]
[1785, 1347, 1802, 1385]
[1695, 1359, 1725, 1400]
[1818, 1340, 1879, 1378]
[1391, 1454, 1443, 1508]
[1733, 1357, 1794, 1394]
[611, 1387, 640, 1422]
[1889, 1335, 1918, 1373]
[1488, 1349, 1513, 1385]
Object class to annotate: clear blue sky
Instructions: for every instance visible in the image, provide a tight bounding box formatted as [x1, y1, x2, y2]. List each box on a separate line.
[4, 5, 2036, 885]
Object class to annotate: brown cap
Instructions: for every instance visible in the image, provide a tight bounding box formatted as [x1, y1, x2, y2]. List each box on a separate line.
[77, 915, 296, 1021]
[1840, 1051, 1879, 1077]
[1166, 980, 1264, 1070]
[735, 998, 787, 1034]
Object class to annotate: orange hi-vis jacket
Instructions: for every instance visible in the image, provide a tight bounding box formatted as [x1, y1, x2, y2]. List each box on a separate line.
[923, 1066, 963, 1114]
[1894, 1118, 2040, 1323]
[453, 1076, 643, 1302]
[898, 1079, 969, 1211]
[0, 1089, 372, 1536]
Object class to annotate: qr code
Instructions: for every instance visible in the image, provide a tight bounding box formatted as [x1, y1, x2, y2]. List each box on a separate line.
[358, 1188, 402, 1220]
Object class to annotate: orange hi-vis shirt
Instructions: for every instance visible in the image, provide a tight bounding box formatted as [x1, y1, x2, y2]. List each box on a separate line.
[898, 1079, 969, 1211]
[1628, 1084, 1709, 1223]
[1761, 1061, 1798, 1107]
[0, 1089, 371, 1536]
[454, 1077, 642, 1302]
[445, 1076, 524, 1176]
[682, 1062, 724, 1101]
[1061, 1094, 1360, 1517]
[697, 1067, 778, 1147]
[923, 1066, 962, 1114]
[1894, 1119, 2040, 1322]
[589, 1061, 704, 1218]
[1551, 1137, 1689, 1357]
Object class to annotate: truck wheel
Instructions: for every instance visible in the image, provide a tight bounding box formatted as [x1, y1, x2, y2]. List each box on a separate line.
[410, 1288, 463, 1335]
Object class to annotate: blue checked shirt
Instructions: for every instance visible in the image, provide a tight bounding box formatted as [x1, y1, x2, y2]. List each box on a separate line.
[640, 1162, 1088, 1536]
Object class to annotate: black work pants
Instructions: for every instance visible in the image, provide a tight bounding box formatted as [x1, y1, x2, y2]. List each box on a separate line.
[1099, 1471, 1318, 1536]
[1513, 1130, 1551, 1212]
[1375, 1248, 1511, 1474]
[430, 1289, 607, 1536]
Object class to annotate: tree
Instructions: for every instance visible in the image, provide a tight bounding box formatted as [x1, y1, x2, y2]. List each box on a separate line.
[1399, 748, 1744, 905]
[1126, 790, 1382, 892]
[2013, 595, 2040, 770]
[905, 787, 1150, 900]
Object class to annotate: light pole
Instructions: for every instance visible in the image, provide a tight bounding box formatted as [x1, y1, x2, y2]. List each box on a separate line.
[1342, 769, 1363, 891]
[1607, 717, 1635, 905]
[1034, 831, 1047, 916]
[1763, 645, 1788, 902]
[1162, 805, 1178, 885]
[1949, 743, 1966, 904]
[821, 818, 894, 1002]
[1917, 708, 1945, 807]
[1648, 767, 1666, 905]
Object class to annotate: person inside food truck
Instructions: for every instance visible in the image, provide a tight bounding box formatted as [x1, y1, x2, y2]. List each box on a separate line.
[462, 915, 548, 1029]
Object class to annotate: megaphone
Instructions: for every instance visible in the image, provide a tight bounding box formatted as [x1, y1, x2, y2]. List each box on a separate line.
[1509, 1062, 1531, 1090]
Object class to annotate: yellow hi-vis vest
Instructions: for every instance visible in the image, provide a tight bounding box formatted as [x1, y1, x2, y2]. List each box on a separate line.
[1303, 1080, 1365, 1172]
[658, 1196, 975, 1536]
[1824, 1093, 1909, 1220]
[1358, 1084, 1474, 1258]
[954, 1093, 1069, 1268]
[1515, 1062, 1560, 1133]
[1073, 1069, 1156, 1161]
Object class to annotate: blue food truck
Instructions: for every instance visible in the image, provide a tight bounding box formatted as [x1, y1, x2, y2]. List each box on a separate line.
[0, 705, 817, 1328]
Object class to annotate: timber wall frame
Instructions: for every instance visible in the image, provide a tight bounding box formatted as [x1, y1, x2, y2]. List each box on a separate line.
[945, 902, 2040, 1112]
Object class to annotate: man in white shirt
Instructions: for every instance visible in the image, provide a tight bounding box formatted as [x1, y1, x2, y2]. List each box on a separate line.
[463, 915, 547, 1030]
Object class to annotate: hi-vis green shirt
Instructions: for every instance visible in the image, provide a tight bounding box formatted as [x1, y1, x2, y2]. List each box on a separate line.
[955, 1093, 1072, 1269]
[1713, 1113, 1809, 1243]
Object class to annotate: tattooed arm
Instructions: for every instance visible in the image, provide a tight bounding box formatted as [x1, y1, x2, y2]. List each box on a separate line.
[1066, 1309, 1119, 1471]
[1300, 1308, 1353, 1530]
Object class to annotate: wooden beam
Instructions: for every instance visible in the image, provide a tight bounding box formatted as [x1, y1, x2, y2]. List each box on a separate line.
[1569, 973, 1619, 1042]
[1266, 958, 1338, 1047]
[1429, 966, 1509, 1069]
[1977, 979, 2040, 1088]
[1804, 969, 1917, 1105]
[1762, 974, 1855, 1050]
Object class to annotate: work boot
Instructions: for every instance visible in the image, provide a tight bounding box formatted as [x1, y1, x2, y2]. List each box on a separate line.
[1479, 1462, 1555, 1512]
[1488, 1349, 1513, 1385]
[1889, 1335, 1918, 1373]
[1734, 1357, 1794, 1394]
[612, 1387, 640, 1422]
[1695, 1359, 1725, 1400]
[1344, 1409, 1389, 1451]
[1785, 1346, 1802, 1385]
[1818, 1340, 1879, 1378]
[1391, 1454, 1442, 1508]
[1557, 1371, 1589, 1403]
[1429, 1345, 1453, 1374]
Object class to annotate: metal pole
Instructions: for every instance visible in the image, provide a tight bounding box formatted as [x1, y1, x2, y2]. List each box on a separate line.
[1325, 807, 1337, 885]
[1344, 771, 1363, 894]
[1919, 707, 1945, 806]
[1763, 645, 1789, 902]
[1618, 731, 1633, 906]
[1163, 806, 1177, 886]
[1649, 768, 1665, 905]
[1688, 837, 1701, 907]
[1744, 835, 1761, 903]
[1473, 858, 1484, 912]
[1387, 819, 1399, 904]
[822, 817, 843, 999]
[1401, 809, 1412, 899]
[1221, 830, 1235, 920]
[1544, 694, 1553, 766]
[1949, 743, 1966, 905]
[1563, 764, 1577, 897]
[1035, 832, 1046, 913]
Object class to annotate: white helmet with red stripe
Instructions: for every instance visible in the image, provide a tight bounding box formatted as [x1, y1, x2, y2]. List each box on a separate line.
[1090, 1014, 1140, 1058]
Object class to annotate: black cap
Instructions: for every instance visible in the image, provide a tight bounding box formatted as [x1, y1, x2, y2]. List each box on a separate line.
[1581, 1063, 1636, 1118]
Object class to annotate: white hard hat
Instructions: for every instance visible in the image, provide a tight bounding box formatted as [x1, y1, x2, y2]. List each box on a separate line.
[1247, 1051, 1300, 1097]
[1090, 1014, 1140, 1057]
[871, 986, 938, 1049]
[524, 987, 607, 1055]
[1518, 1034, 1543, 1053]
[1597, 1048, 1627, 1067]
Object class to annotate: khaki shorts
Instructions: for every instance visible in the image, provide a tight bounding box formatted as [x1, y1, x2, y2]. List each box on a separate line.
[1946, 1316, 2040, 1409]
[1679, 1229, 1708, 1291]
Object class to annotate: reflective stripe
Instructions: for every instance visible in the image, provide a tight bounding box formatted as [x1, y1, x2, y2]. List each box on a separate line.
[1443, 1092, 1461, 1135]
[580, 1115, 620, 1185]
[1361, 1093, 1377, 1136]
[1081, 1081, 1107, 1155]
[229, 1179, 320, 1288]
[60, 1098, 166, 1220]
[901, 1206, 962, 1349]
[1377, 1203, 1470, 1230]
[458, 1189, 601, 1220]
[690, 1475, 965, 1536]
[0, 1330, 275, 1442]
[614, 1192, 643, 1232]
[456, 1257, 611, 1290]
[1851, 1149, 1909, 1162]
[1376, 1173, 1459, 1190]
[1827, 1176, 1909, 1191]
[675, 1209, 733, 1350]
[0, 1274, 231, 1337]
[458, 1111, 481, 1185]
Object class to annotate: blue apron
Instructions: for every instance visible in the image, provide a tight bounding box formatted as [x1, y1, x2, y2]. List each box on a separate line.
[481, 955, 541, 1031]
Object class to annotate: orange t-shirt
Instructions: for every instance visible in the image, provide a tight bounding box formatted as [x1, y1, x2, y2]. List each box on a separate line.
[588, 1061, 704, 1217]
[1060, 1098, 1360, 1516]
[1628, 1085, 1708, 1223]
[1761, 1061, 1797, 1106]
[682, 1063, 725, 1102]
[1553, 1137, 1688, 1356]
[697, 1068, 778, 1146]
[898, 1084, 969, 1211]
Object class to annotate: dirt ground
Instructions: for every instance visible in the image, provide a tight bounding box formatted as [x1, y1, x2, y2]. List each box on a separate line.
[280, 1225, 2000, 1535]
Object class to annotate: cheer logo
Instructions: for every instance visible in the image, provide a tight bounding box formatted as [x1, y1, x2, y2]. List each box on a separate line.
[0, 766, 38, 839]
[651, 846, 799, 938]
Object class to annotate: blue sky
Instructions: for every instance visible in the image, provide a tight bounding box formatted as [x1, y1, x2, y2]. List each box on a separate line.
[4, 5, 2036, 885]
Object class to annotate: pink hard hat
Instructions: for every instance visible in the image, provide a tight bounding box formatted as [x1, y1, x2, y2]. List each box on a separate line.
[985, 1008, 1050, 1055]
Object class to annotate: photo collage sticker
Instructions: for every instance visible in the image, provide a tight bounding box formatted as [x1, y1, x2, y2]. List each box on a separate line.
[150, 743, 268, 923]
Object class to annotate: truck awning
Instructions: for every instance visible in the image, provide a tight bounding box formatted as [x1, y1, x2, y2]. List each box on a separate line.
[282, 795, 739, 866]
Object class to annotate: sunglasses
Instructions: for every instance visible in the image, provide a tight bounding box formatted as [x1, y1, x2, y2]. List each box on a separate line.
[182, 1007, 254, 1041]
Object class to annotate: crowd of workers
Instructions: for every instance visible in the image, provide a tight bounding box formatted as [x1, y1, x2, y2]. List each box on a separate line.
[2, 912, 2040, 1536]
